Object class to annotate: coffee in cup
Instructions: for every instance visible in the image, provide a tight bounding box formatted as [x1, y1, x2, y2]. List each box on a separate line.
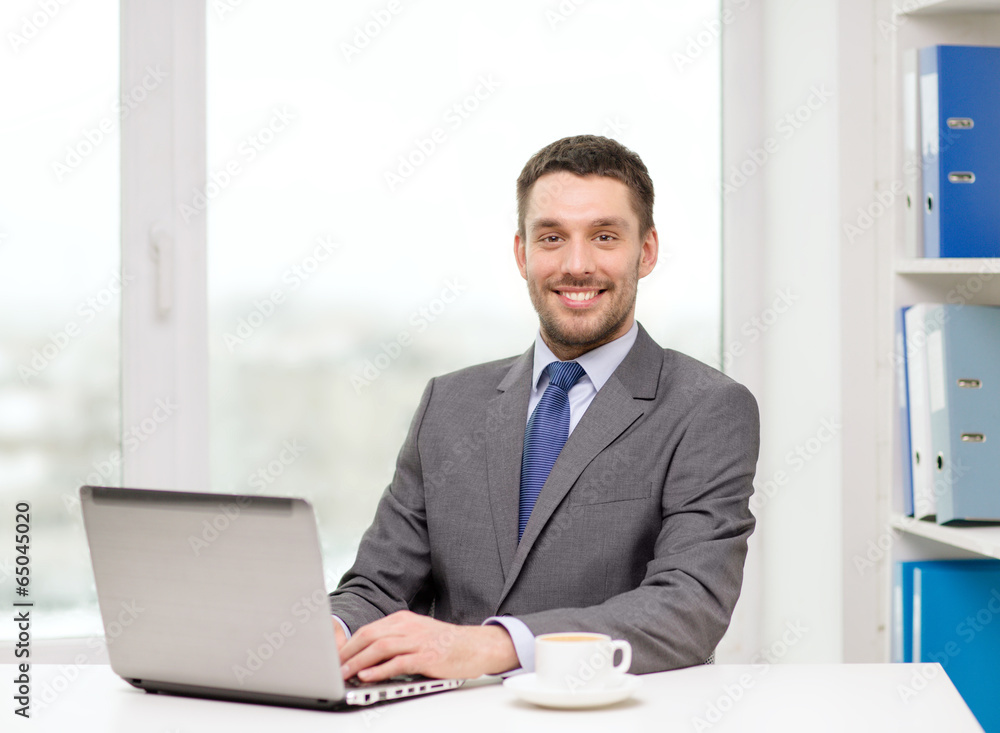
[535, 632, 632, 692]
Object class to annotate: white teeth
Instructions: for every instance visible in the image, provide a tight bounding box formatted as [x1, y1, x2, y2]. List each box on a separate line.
[564, 291, 598, 302]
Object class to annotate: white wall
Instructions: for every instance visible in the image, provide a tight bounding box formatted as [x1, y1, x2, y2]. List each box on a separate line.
[723, 0, 847, 663]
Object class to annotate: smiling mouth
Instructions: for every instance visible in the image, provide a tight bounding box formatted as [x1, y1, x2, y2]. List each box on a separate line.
[563, 290, 600, 301]
[555, 288, 606, 305]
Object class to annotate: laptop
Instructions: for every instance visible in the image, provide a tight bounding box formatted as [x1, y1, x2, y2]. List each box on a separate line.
[79, 485, 466, 709]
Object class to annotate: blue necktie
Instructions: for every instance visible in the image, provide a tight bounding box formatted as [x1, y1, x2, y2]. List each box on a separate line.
[518, 361, 586, 542]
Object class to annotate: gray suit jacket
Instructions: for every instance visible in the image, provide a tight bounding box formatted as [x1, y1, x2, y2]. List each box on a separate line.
[329, 323, 759, 673]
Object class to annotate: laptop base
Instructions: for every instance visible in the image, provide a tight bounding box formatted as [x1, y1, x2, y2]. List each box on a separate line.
[128, 677, 352, 711]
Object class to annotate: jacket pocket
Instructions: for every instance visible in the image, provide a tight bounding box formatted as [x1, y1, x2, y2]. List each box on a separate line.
[568, 479, 653, 506]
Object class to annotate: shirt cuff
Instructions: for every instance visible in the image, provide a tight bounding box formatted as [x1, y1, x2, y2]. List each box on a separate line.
[483, 616, 534, 674]
[331, 614, 352, 640]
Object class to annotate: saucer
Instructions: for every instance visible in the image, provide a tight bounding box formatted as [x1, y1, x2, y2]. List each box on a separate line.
[504, 673, 641, 709]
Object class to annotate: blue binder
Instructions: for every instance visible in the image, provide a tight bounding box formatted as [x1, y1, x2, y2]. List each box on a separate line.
[913, 562, 1000, 731]
[893, 559, 1000, 663]
[923, 305, 1000, 524]
[896, 307, 914, 517]
[919, 45, 1000, 258]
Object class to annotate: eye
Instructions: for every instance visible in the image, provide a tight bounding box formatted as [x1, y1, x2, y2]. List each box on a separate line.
[540, 235, 562, 243]
[595, 234, 616, 242]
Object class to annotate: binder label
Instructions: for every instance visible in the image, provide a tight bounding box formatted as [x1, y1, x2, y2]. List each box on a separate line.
[920, 73, 939, 157]
[927, 330, 945, 413]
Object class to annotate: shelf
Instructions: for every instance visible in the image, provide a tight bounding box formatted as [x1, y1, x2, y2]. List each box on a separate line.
[901, 0, 1000, 15]
[890, 514, 1000, 558]
[895, 258, 1000, 274]
[868, 0, 1000, 665]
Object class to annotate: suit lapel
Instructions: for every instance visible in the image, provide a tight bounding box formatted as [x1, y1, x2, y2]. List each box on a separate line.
[485, 347, 533, 580]
[495, 324, 663, 607]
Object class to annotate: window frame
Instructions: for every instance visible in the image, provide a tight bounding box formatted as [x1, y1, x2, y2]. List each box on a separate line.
[120, 0, 209, 489]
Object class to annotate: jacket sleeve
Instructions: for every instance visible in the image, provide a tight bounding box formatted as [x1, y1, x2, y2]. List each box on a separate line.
[514, 381, 760, 673]
[327, 379, 436, 632]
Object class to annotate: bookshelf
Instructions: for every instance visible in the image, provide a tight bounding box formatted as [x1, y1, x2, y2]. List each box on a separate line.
[905, 0, 1000, 13]
[878, 0, 1000, 659]
[895, 258, 1000, 274]
[889, 514, 1000, 560]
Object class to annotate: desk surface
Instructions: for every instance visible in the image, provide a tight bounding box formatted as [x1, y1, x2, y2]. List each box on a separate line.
[7, 663, 982, 732]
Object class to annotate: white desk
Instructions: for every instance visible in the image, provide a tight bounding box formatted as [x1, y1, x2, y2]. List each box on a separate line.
[7, 663, 982, 732]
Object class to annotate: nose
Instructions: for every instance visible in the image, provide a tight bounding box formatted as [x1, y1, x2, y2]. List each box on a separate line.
[561, 237, 595, 278]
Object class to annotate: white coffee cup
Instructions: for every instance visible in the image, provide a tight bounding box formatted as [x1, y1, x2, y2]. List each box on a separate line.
[535, 632, 632, 692]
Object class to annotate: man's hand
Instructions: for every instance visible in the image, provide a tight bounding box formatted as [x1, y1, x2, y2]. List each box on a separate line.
[338, 610, 518, 682]
[332, 618, 347, 652]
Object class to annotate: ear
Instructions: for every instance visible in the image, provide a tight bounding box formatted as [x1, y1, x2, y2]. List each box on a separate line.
[514, 233, 528, 280]
[638, 227, 659, 279]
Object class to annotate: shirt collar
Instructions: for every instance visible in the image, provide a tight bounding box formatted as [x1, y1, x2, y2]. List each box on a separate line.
[531, 321, 639, 392]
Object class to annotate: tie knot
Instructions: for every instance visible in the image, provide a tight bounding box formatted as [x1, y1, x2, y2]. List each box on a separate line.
[545, 361, 586, 391]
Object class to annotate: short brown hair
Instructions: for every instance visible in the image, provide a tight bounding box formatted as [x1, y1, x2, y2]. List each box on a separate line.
[516, 135, 655, 238]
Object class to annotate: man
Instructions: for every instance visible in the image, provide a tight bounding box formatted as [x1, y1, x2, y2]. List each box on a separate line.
[331, 135, 759, 682]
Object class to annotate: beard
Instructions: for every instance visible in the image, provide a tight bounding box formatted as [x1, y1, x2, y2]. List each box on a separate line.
[527, 261, 640, 353]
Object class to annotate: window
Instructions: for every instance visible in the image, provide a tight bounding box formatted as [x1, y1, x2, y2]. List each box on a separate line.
[0, 1, 120, 638]
[1, 1, 721, 642]
[206, 1, 721, 582]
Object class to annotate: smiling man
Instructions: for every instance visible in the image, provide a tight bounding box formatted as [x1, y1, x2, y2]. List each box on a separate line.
[330, 135, 760, 682]
[516, 169, 655, 360]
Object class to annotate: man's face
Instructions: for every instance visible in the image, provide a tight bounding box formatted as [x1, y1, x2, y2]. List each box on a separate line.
[515, 171, 658, 360]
